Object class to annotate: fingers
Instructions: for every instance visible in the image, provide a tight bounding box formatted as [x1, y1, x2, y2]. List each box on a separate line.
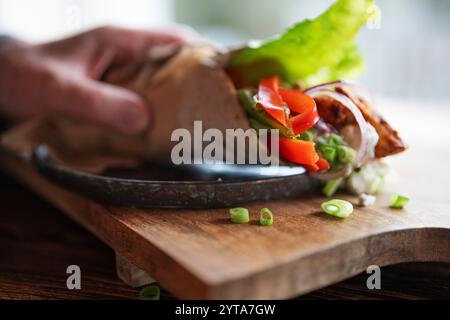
[27, 25, 201, 134]
[58, 76, 151, 135]
[92, 25, 201, 62]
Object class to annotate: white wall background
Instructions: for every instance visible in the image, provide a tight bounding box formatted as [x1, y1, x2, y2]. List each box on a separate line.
[175, 0, 450, 104]
[0, 0, 174, 42]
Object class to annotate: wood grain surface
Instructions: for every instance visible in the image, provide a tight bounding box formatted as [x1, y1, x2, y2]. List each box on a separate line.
[1, 144, 449, 299]
[1, 102, 450, 300]
[1, 171, 449, 300]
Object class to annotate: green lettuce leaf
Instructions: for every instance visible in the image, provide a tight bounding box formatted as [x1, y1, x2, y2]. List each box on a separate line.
[228, 0, 374, 87]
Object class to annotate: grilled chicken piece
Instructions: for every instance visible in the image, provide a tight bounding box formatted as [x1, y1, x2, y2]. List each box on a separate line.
[315, 85, 407, 158]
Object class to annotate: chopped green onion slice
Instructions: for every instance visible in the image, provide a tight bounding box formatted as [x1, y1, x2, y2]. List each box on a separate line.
[139, 285, 160, 300]
[323, 178, 344, 198]
[299, 131, 314, 142]
[390, 193, 410, 209]
[259, 208, 274, 226]
[328, 133, 345, 146]
[323, 147, 337, 164]
[321, 199, 354, 219]
[337, 145, 357, 164]
[317, 141, 337, 164]
[230, 208, 250, 224]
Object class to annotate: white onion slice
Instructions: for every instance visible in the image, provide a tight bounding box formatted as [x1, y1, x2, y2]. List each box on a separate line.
[305, 89, 369, 181]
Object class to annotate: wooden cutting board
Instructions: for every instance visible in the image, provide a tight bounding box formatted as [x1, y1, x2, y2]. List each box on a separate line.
[1, 103, 450, 299]
[1, 146, 449, 299]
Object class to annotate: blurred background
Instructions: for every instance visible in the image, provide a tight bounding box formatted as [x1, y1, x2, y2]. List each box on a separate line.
[0, 0, 449, 105]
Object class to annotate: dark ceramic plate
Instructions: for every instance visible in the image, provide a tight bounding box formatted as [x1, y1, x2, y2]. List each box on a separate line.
[32, 145, 319, 209]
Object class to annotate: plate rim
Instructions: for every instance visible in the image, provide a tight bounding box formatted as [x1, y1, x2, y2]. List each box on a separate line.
[32, 144, 310, 186]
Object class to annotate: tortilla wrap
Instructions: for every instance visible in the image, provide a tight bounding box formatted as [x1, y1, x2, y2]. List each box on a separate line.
[1, 45, 255, 172]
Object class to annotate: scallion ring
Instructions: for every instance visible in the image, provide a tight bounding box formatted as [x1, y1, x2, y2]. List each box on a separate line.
[321, 199, 354, 218]
[299, 131, 314, 142]
[230, 208, 250, 224]
[317, 141, 337, 164]
[337, 145, 357, 164]
[390, 193, 410, 209]
[259, 208, 274, 226]
[328, 133, 345, 146]
[139, 285, 160, 300]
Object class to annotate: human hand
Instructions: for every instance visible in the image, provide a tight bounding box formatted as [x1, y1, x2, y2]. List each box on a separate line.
[0, 26, 195, 134]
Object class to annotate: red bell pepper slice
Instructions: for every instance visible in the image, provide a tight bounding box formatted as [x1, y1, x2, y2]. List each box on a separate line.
[279, 137, 320, 166]
[279, 88, 316, 113]
[299, 158, 330, 173]
[304, 163, 320, 172]
[316, 158, 331, 171]
[279, 89, 319, 135]
[260, 76, 281, 94]
[303, 158, 331, 172]
[257, 76, 289, 127]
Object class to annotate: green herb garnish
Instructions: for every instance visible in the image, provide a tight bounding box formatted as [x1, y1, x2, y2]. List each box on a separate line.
[337, 145, 357, 164]
[259, 208, 274, 226]
[230, 208, 250, 224]
[317, 141, 337, 164]
[322, 199, 354, 218]
[139, 285, 160, 300]
[323, 178, 344, 197]
[390, 193, 410, 209]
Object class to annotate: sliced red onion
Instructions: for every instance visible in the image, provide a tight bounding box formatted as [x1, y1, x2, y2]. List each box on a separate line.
[305, 80, 375, 108]
[314, 119, 337, 134]
[304, 80, 350, 93]
[305, 89, 369, 181]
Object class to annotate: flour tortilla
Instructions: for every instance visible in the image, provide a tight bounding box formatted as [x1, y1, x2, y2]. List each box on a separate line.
[105, 44, 252, 162]
[1, 45, 255, 172]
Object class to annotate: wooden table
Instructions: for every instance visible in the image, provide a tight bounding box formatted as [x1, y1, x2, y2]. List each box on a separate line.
[1, 100, 450, 300]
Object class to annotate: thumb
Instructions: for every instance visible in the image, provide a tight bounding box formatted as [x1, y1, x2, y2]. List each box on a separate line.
[57, 77, 151, 135]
